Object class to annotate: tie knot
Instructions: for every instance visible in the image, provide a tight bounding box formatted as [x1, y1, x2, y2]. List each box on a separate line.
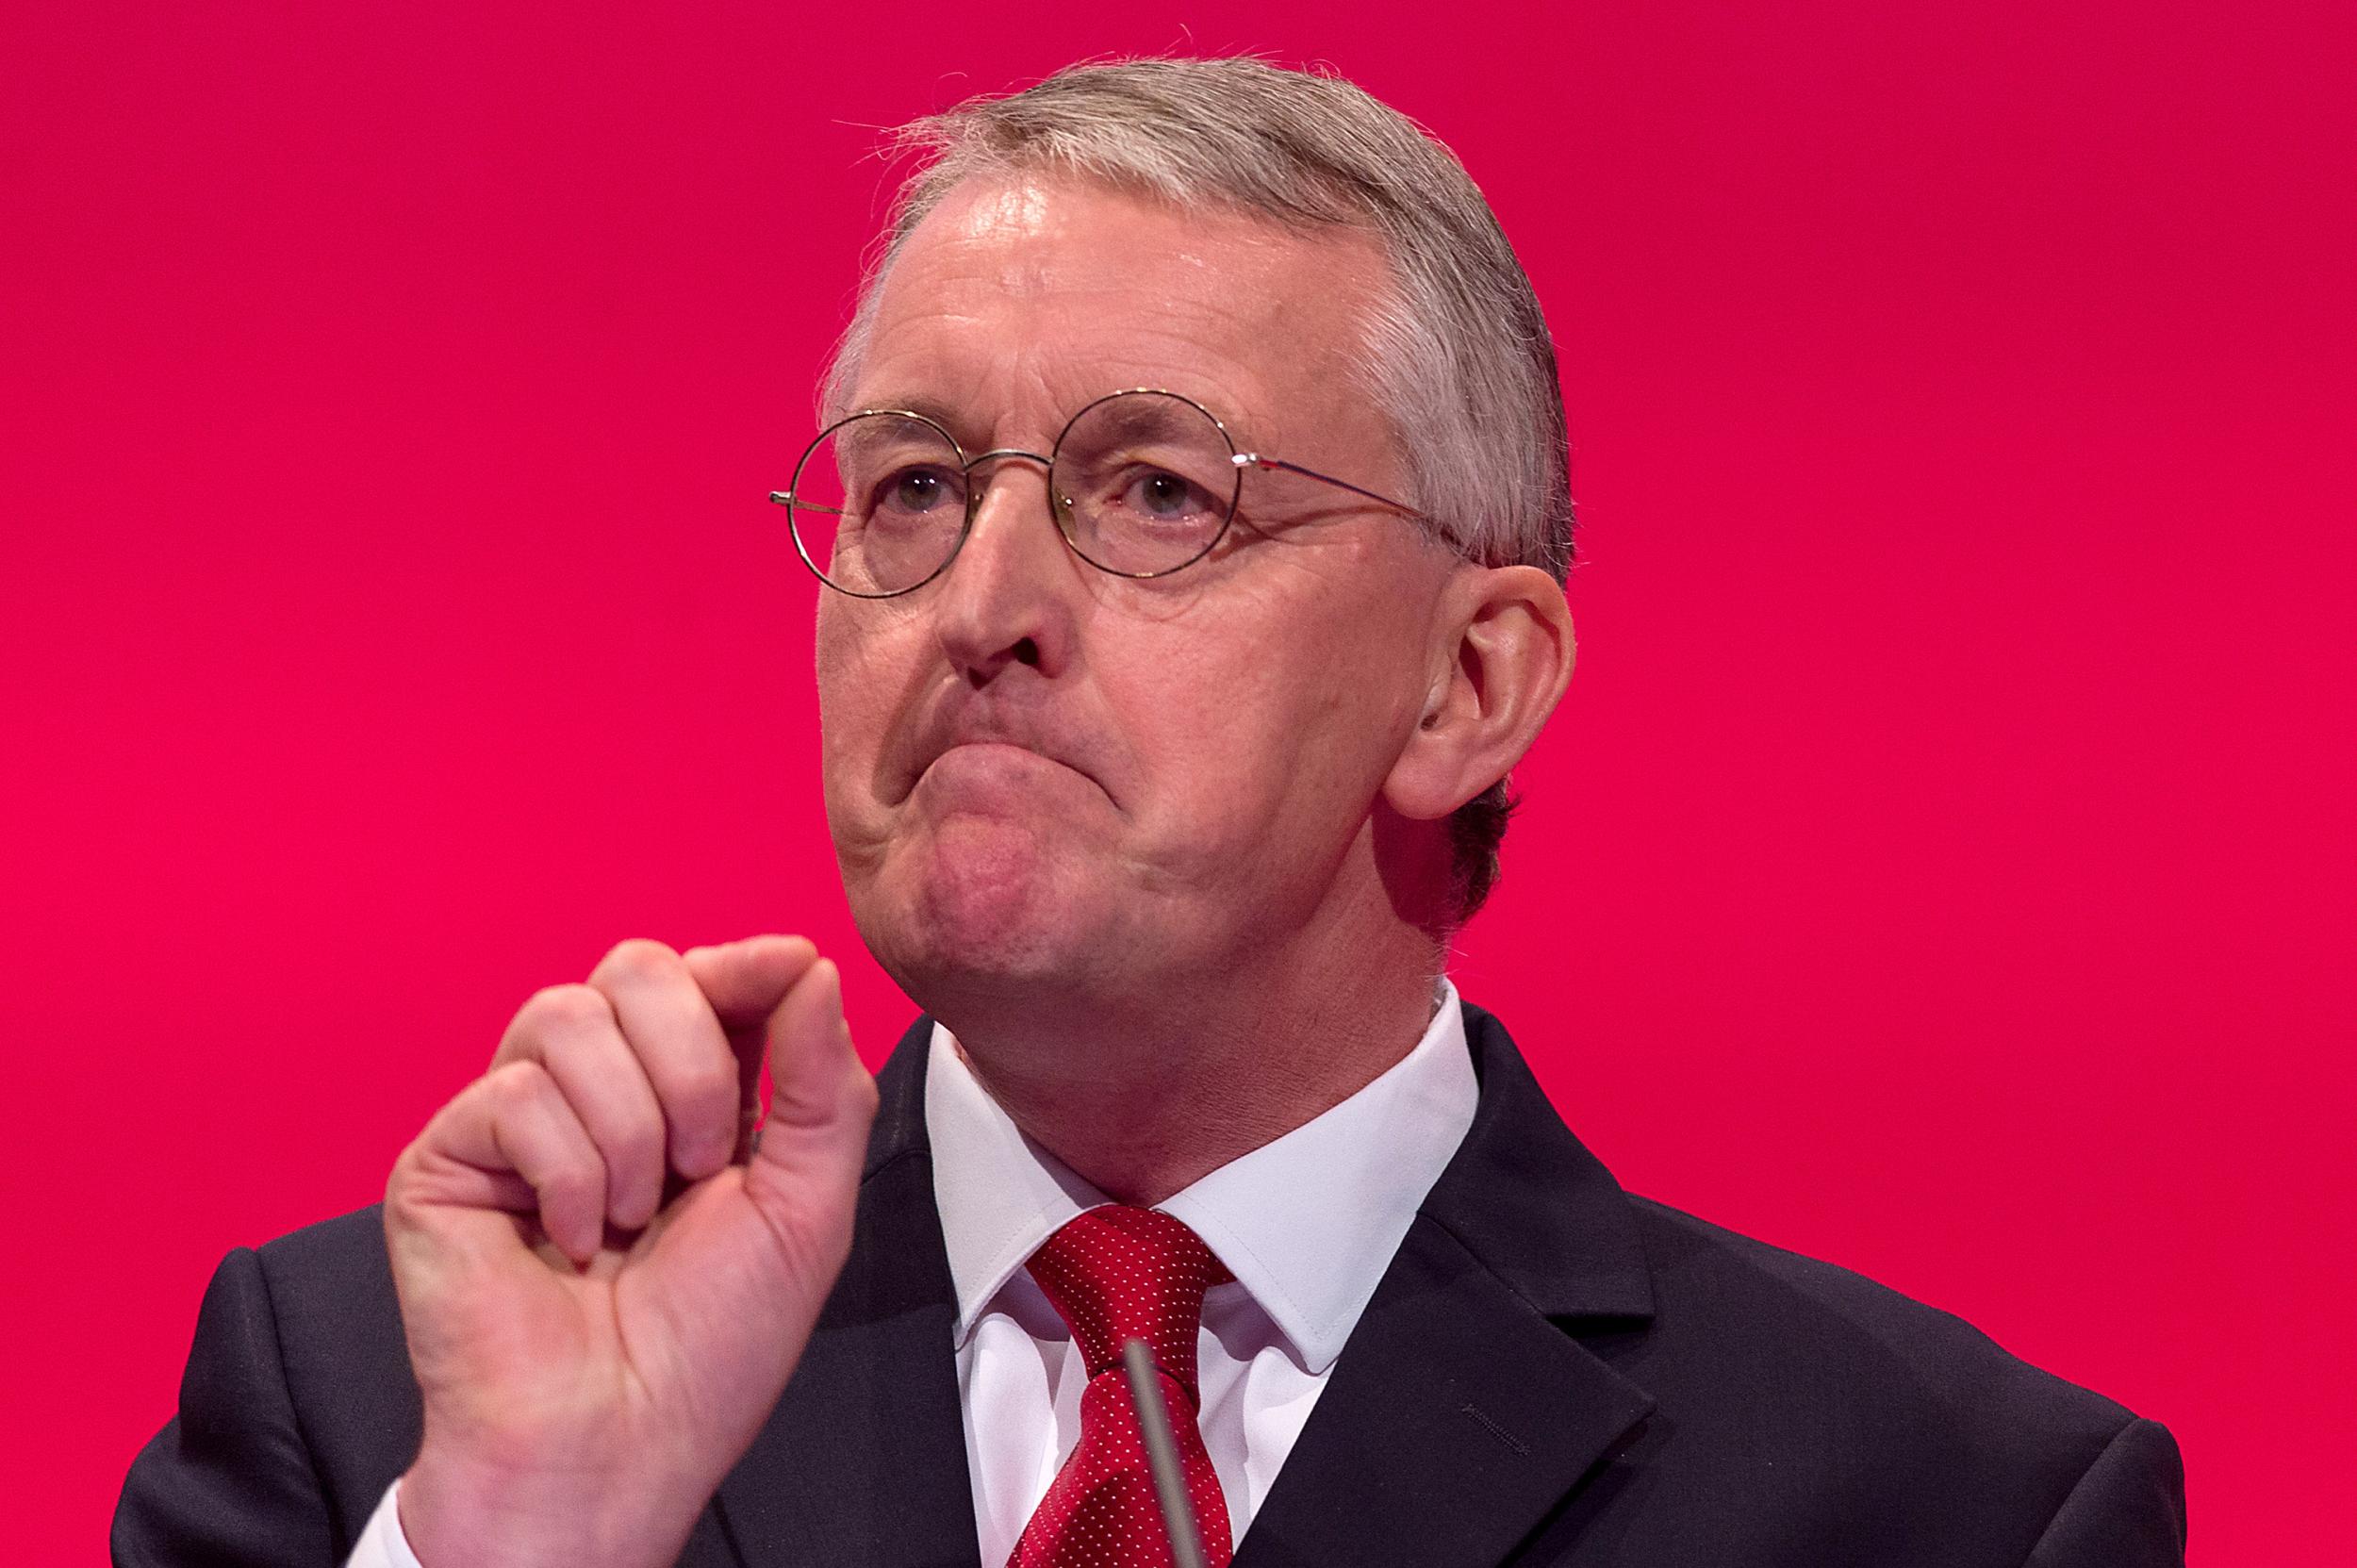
[1027, 1206, 1230, 1395]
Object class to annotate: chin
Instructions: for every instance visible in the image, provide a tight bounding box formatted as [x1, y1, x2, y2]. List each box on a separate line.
[851, 818, 1111, 1004]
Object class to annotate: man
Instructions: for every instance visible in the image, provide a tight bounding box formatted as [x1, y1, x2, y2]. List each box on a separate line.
[117, 57, 2186, 1568]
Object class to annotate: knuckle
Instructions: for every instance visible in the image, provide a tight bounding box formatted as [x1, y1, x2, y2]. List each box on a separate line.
[512, 983, 611, 1043]
[596, 937, 682, 987]
[547, 1158, 601, 1205]
[670, 1059, 739, 1120]
[485, 1057, 553, 1112]
[606, 1116, 666, 1180]
[384, 1141, 426, 1213]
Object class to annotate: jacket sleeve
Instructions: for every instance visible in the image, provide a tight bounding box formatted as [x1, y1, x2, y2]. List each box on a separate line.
[2022, 1416, 2187, 1567]
[114, 1246, 341, 1567]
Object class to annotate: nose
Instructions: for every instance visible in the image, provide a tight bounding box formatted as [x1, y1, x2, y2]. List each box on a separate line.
[931, 449, 1080, 685]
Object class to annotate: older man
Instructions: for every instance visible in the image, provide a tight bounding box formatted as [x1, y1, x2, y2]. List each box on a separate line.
[117, 58, 2185, 1568]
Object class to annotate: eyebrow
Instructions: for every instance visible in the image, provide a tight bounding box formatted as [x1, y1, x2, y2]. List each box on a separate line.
[841, 393, 984, 448]
[830, 415, 960, 467]
[835, 388, 1265, 457]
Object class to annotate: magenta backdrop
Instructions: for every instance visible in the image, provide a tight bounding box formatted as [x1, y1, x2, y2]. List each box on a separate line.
[6, 2, 2351, 1560]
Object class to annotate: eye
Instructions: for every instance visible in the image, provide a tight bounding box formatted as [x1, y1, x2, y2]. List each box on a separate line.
[1118, 468, 1217, 524]
[874, 465, 961, 517]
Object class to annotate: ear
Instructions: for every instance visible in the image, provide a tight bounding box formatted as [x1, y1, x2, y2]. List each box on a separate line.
[1381, 565, 1574, 821]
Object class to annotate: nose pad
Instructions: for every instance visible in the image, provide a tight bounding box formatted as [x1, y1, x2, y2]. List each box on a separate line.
[962, 449, 1055, 502]
[955, 448, 1059, 550]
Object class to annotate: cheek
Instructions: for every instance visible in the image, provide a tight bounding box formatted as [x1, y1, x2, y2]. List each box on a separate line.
[1113, 606, 1410, 847]
[813, 610, 902, 795]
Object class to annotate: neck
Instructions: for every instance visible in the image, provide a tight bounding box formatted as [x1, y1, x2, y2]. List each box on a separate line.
[939, 879, 1446, 1206]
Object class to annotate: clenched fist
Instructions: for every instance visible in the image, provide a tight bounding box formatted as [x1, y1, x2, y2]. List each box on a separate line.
[383, 936, 878, 1568]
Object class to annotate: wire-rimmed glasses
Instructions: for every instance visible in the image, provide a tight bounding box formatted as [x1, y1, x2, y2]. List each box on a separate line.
[768, 388, 1419, 599]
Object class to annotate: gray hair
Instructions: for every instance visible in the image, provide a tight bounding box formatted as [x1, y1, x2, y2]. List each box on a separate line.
[826, 57, 1572, 919]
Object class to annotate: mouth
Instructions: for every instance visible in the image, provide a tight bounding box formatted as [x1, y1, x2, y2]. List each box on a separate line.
[922, 737, 1057, 775]
[909, 739, 1106, 814]
[898, 725, 1109, 804]
[886, 687, 1115, 812]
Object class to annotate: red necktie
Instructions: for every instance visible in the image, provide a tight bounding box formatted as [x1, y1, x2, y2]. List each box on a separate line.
[1008, 1205, 1236, 1568]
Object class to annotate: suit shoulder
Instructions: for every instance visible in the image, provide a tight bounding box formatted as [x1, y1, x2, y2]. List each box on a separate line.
[247, 1200, 404, 1333]
[246, 1204, 420, 1470]
[1599, 1197, 2186, 1557]
[121, 1205, 421, 1559]
[1621, 1194, 2143, 1450]
[255, 1201, 392, 1269]
[249, 1204, 400, 1325]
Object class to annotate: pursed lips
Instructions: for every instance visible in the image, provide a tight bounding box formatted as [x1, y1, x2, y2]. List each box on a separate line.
[897, 709, 1109, 806]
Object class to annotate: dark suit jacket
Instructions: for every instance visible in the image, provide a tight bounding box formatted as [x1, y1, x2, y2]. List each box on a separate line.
[117, 1004, 2186, 1566]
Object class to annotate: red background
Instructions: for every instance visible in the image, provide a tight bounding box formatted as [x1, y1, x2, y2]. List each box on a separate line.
[5, 2, 2350, 1560]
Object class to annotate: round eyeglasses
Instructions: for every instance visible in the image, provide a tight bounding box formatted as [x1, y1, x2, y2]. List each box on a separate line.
[768, 388, 1420, 599]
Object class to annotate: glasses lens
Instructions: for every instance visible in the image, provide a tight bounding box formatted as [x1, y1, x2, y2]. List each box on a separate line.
[1050, 391, 1240, 577]
[788, 414, 967, 595]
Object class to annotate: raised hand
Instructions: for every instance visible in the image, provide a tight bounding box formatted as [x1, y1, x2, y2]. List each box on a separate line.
[383, 936, 878, 1568]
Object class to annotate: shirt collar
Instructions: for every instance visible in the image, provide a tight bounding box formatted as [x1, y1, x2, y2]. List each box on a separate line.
[925, 979, 1479, 1375]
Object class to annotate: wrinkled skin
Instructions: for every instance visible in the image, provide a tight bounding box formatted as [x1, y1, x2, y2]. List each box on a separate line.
[816, 174, 1573, 1199]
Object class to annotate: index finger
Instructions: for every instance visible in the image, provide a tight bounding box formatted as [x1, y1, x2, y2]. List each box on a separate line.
[681, 935, 822, 1159]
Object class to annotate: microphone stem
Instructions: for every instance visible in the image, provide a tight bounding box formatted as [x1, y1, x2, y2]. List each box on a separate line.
[1120, 1338, 1211, 1568]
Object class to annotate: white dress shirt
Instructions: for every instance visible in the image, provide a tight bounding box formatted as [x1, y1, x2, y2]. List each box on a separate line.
[345, 981, 1477, 1568]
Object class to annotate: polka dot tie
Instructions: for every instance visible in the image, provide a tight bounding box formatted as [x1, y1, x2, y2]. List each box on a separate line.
[1008, 1205, 1236, 1568]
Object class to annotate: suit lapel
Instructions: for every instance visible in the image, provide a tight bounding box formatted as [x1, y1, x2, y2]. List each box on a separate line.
[710, 1005, 1656, 1568]
[714, 1022, 983, 1568]
[1234, 1006, 1657, 1568]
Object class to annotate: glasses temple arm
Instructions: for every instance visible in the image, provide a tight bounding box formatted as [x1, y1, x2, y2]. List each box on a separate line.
[768, 490, 846, 516]
[1233, 454, 1420, 518]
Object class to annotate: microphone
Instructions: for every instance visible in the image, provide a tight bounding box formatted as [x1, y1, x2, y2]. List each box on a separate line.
[1121, 1338, 1212, 1568]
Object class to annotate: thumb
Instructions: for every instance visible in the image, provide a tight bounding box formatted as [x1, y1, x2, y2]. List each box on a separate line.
[681, 934, 819, 1162]
[743, 958, 878, 1225]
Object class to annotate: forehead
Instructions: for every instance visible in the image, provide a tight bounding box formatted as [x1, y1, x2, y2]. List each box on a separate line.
[847, 173, 1393, 442]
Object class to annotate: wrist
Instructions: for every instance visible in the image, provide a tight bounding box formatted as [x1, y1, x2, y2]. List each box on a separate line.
[399, 1435, 705, 1568]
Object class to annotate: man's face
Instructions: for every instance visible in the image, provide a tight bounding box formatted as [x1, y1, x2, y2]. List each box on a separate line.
[815, 175, 1460, 1017]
